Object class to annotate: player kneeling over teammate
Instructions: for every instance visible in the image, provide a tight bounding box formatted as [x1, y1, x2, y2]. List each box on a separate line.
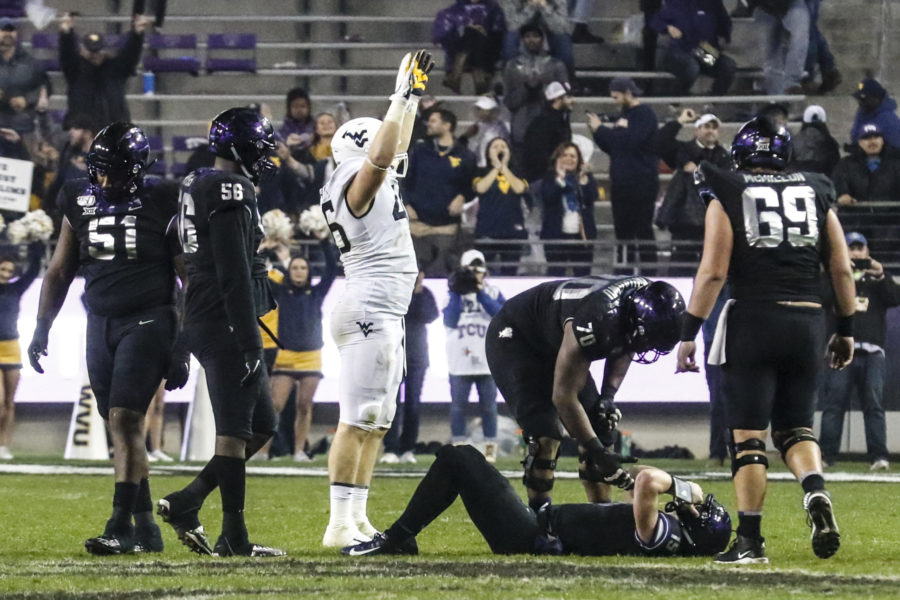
[342, 444, 731, 558]
[677, 116, 854, 563]
[319, 50, 433, 548]
[486, 276, 685, 510]
[29, 123, 185, 555]
[156, 107, 285, 558]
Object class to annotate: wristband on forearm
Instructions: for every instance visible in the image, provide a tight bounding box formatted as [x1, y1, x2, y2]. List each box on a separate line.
[836, 314, 853, 337]
[679, 312, 704, 342]
[666, 475, 693, 504]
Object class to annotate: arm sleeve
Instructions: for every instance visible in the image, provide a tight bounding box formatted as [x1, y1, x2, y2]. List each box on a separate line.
[59, 31, 79, 82]
[443, 292, 463, 327]
[476, 288, 505, 316]
[10, 241, 43, 294]
[652, 121, 683, 170]
[209, 206, 262, 352]
[313, 240, 339, 297]
[110, 31, 144, 77]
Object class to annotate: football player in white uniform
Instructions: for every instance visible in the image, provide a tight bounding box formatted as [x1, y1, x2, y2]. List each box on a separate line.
[320, 49, 434, 548]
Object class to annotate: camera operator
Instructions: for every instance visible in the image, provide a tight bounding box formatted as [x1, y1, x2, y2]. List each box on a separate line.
[820, 232, 900, 470]
[443, 250, 506, 461]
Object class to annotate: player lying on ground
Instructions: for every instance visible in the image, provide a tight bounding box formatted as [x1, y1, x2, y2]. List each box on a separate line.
[342, 444, 731, 558]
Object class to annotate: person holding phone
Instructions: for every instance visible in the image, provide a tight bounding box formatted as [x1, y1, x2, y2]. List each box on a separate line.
[819, 232, 900, 471]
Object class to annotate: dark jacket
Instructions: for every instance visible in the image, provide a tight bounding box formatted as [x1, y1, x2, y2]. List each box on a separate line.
[474, 166, 528, 239]
[592, 103, 659, 180]
[538, 172, 598, 240]
[654, 122, 730, 233]
[60, 28, 143, 125]
[0, 46, 48, 133]
[832, 145, 900, 203]
[791, 121, 840, 176]
[522, 106, 571, 182]
[404, 138, 477, 226]
[851, 96, 900, 149]
[405, 285, 439, 368]
[824, 270, 900, 349]
[650, 0, 731, 52]
[503, 50, 568, 144]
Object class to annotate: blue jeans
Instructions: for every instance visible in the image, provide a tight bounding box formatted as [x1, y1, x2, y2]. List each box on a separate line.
[755, 0, 810, 93]
[819, 352, 889, 463]
[804, 0, 836, 76]
[383, 363, 427, 454]
[660, 45, 736, 96]
[449, 374, 498, 439]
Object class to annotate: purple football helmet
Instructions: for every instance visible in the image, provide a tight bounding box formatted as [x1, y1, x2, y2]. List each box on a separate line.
[208, 107, 276, 183]
[623, 281, 685, 364]
[678, 494, 733, 556]
[731, 116, 792, 171]
[87, 122, 150, 201]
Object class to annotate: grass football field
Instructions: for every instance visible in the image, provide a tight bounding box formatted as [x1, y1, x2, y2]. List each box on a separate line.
[0, 455, 898, 599]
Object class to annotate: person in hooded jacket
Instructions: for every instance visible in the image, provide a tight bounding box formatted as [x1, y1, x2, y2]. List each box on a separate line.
[791, 105, 840, 176]
[832, 123, 900, 206]
[850, 78, 900, 148]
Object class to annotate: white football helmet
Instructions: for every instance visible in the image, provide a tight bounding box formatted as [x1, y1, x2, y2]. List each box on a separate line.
[331, 116, 408, 177]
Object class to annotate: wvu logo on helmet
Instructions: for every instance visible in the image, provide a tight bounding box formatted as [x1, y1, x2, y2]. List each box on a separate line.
[343, 130, 369, 148]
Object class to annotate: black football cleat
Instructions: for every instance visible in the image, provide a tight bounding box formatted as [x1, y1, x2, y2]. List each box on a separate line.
[133, 522, 164, 553]
[341, 532, 418, 557]
[805, 491, 840, 559]
[212, 535, 286, 557]
[157, 492, 212, 555]
[85, 523, 135, 556]
[714, 534, 769, 565]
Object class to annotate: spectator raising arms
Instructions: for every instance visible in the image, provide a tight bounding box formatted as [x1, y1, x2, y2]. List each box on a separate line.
[538, 142, 597, 277]
[432, 0, 506, 94]
[473, 137, 528, 275]
[59, 12, 150, 126]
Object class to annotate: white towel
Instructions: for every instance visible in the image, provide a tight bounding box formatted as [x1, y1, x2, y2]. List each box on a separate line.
[707, 299, 736, 366]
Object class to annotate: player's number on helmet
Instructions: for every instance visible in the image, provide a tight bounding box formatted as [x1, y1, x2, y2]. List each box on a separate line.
[742, 185, 819, 248]
[320, 199, 351, 254]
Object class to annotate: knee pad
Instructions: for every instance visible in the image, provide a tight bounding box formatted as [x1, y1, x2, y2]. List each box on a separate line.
[729, 436, 769, 477]
[772, 427, 818, 461]
[521, 437, 558, 493]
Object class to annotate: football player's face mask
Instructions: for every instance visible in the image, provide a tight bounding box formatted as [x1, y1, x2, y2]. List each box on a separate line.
[668, 493, 732, 556]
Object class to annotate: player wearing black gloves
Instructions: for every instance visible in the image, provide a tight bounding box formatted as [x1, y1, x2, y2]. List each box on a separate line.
[155, 106, 285, 558]
[341, 444, 731, 559]
[29, 122, 182, 556]
[485, 276, 685, 511]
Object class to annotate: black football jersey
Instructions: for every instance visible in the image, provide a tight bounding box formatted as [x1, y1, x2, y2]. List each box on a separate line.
[61, 177, 180, 317]
[176, 168, 272, 349]
[549, 502, 685, 556]
[696, 162, 835, 303]
[498, 275, 650, 361]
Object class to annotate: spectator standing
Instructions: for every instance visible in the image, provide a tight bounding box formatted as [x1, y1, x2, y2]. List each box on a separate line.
[46, 114, 97, 224]
[279, 87, 315, 158]
[832, 123, 900, 206]
[751, 0, 809, 94]
[820, 232, 899, 470]
[0, 241, 42, 460]
[654, 111, 730, 272]
[802, 0, 841, 94]
[0, 17, 48, 135]
[432, 0, 506, 95]
[443, 249, 505, 462]
[503, 23, 568, 167]
[522, 81, 572, 182]
[381, 269, 440, 464]
[59, 12, 149, 125]
[458, 95, 510, 168]
[405, 109, 476, 277]
[269, 240, 338, 462]
[500, 0, 574, 76]
[538, 142, 597, 276]
[588, 77, 659, 269]
[474, 137, 528, 275]
[308, 113, 337, 161]
[850, 78, 900, 148]
[650, 0, 736, 96]
[791, 105, 840, 176]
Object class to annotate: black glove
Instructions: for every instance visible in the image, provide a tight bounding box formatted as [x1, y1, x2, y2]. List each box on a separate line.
[590, 397, 621, 434]
[240, 349, 264, 387]
[28, 319, 50, 374]
[449, 267, 479, 295]
[582, 437, 638, 490]
[164, 355, 190, 391]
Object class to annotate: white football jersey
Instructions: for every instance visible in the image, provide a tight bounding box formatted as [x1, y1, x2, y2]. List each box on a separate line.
[320, 156, 417, 316]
